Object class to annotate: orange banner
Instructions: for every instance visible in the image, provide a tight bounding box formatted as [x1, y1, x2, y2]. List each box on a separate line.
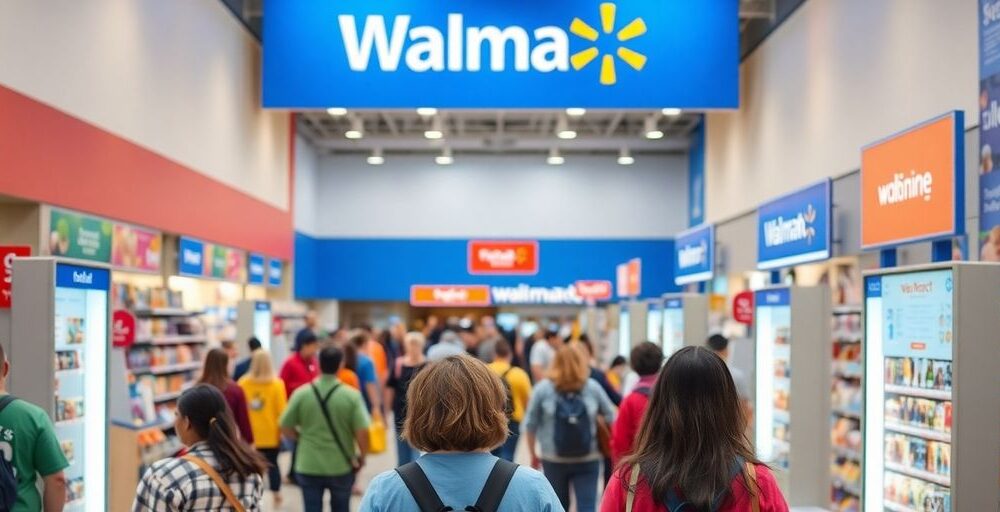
[468, 240, 538, 275]
[410, 285, 492, 307]
[861, 113, 962, 249]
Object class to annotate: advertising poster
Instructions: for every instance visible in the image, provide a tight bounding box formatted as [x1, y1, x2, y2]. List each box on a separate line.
[981, 1, 1000, 260]
[248, 254, 266, 285]
[48, 209, 112, 263]
[111, 224, 162, 272]
[468, 240, 539, 275]
[177, 237, 205, 277]
[268, 259, 283, 287]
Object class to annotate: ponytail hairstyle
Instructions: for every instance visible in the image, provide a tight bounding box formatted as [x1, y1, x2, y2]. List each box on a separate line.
[177, 384, 267, 480]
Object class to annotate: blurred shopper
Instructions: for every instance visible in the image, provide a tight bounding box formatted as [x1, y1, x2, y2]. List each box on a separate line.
[281, 345, 370, 512]
[336, 339, 362, 390]
[281, 331, 320, 397]
[707, 334, 752, 421]
[199, 348, 254, 444]
[350, 332, 384, 414]
[458, 321, 481, 358]
[361, 325, 389, 385]
[529, 329, 563, 382]
[423, 315, 443, 347]
[233, 336, 262, 381]
[605, 355, 628, 393]
[359, 355, 561, 512]
[387, 321, 406, 374]
[576, 338, 622, 405]
[386, 331, 428, 466]
[524, 345, 616, 512]
[221, 339, 239, 375]
[601, 347, 789, 512]
[238, 350, 288, 506]
[426, 329, 465, 362]
[303, 310, 319, 337]
[610, 342, 664, 466]
[133, 385, 266, 511]
[0, 343, 68, 512]
[487, 339, 531, 462]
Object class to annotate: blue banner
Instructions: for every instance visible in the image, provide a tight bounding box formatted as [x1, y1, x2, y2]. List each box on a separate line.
[755, 288, 790, 307]
[177, 237, 204, 277]
[56, 263, 110, 291]
[981, 1, 1000, 259]
[688, 117, 706, 226]
[664, 298, 683, 309]
[268, 259, 283, 287]
[263, 0, 738, 109]
[865, 275, 882, 298]
[255, 301, 271, 312]
[756, 179, 832, 270]
[248, 254, 266, 285]
[674, 225, 714, 285]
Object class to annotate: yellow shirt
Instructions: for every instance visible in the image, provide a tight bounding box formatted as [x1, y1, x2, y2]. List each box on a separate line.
[237, 377, 287, 449]
[487, 361, 531, 422]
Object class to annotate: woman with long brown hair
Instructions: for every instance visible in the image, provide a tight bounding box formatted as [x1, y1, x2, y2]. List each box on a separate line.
[600, 346, 789, 512]
[523, 344, 616, 512]
[200, 347, 255, 444]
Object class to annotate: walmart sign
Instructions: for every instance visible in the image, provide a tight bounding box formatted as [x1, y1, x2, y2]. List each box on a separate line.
[756, 179, 832, 270]
[263, 0, 738, 109]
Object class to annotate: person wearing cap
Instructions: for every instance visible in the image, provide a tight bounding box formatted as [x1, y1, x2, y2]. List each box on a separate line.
[281, 330, 320, 399]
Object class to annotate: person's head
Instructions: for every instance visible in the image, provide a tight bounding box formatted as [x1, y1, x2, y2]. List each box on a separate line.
[544, 328, 562, 348]
[199, 348, 232, 391]
[439, 330, 460, 347]
[305, 310, 318, 329]
[247, 350, 275, 382]
[404, 331, 426, 359]
[458, 322, 478, 348]
[391, 321, 406, 340]
[349, 331, 368, 349]
[318, 345, 344, 375]
[247, 336, 262, 353]
[341, 338, 359, 371]
[610, 355, 628, 370]
[220, 340, 238, 361]
[631, 341, 664, 377]
[296, 330, 320, 359]
[548, 344, 590, 392]
[493, 339, 512, 362]
[175, 384, 267, 479]
[622, 346, 756, 509]
[426, 315, 439, 329]
[706, 334, 730, 360]
[403, 355, 507, 452]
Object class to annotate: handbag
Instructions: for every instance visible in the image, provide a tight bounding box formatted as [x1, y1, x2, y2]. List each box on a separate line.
[369, 413, 388, 454]
[182, 455, 246, 512]
[624, 461, 760, 512]
[596, 415, 612, 458]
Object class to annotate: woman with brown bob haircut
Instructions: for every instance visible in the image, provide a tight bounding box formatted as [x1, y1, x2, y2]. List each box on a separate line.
[360, 355, 562, 511]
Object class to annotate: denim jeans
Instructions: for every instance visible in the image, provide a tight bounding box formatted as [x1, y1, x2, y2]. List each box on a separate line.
[490, 420, 521, 462]
[396, 434, 421, 466]
[297, 473, 356, 512]
[258, 448, 281, 492]
[542, 459, 601, 512]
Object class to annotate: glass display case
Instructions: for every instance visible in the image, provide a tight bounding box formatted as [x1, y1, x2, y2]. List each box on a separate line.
[645, 299, 662, 345]
[755, 288, 793, 470]
[659, 293, 709, 357]
[617, 306, 630, 357]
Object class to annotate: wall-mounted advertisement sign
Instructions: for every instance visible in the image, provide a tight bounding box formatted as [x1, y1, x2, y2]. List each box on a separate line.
[178, 237, 205, 277]
[48, 208, 113, 263]
[575, 280, 613, 302]
[860, 112, 965, 250]
[268, 259, 283, 287]
[616, 263, 629, 298]
[410, 285, 492, 307]
[248, 254, 266, 285]
[468, 240, 539, 275]
[263, 0, 738, 109]
[177, 237, 246, 282]
[979, 1, 1000, 261]
[674, 224, 714, 285]
[112, 223, 162, 272]
[756, 179, 832, 270]
[626, 258, 641, 297]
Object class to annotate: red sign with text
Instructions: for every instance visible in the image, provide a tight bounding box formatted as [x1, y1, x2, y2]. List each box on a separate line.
[732, 291, 754, 325]
[468, 241, 538, 275]
[410, 285, 492, 307]
[112, 309, 137, 348]
[0, 246, 31, 309]
[575, 280, 613, 302]
[627, 258, 642, 297]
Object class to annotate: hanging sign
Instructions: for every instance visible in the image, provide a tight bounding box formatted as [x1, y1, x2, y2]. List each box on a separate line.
[575, 280, 613, 302]
[756, 179, 832, 270]
[979, 1, 1000, 261]
[248, 254, 267, 285]
[626, 258, 641, 297]
[674, 224, 714, 285]
[732, 290, 754, 325]
[178, 237, 205, 277]
[48, 208, 113, 263]
[112, 223, 162, 272]
[0, 246, 31, 309]
[615, 263, 629, 298]
[112, 309, 136, 348]
[468, 240, 539, 275]
[268, 259, 283, 287]
[410, 285, 491, 307]
[262, 0, 739, 109]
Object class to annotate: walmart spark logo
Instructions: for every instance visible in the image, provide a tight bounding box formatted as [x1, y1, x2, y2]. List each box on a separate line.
[570, 3, 647, 85]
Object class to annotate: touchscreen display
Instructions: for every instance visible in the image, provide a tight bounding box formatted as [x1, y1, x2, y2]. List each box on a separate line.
[618, 309, 630, 356]
[661, 298, 684, 355]
[754, 288, 791, 470]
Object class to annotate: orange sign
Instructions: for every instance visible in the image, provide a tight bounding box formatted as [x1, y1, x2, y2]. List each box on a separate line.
[861, 112, 964, 249]
[627, 258, 642, 297]
[468, 240, 538, 275]
[616, 263, 629, 298]
[575, 280, 613, 302]
[410, 285, 492, 307]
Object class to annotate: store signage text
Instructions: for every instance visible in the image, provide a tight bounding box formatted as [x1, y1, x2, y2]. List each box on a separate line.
[732, 290, 753, 325]
[410, 285, 492, 307]
[268, 259, 283, 287]
[674, 224, 714, 285]
[756, 288, 790, 307]
[876, 171, 934, 206]
[574, 280, 612, 302]
[468, 240, 538, 275]
[248, 254, 266, 285]
[0, 246, 31, 309]
[757, 179, 831, 270]
[112, 310, 136, 348]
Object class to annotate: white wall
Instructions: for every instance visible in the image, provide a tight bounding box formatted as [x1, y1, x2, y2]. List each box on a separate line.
[0, 0, 290, 210]
[294, 135, 320, 236]
[705, 0, 978, 222]
[308, 154, 688, 238]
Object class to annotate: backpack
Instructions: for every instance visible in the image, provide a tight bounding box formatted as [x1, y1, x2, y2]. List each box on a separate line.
[664, 458, 756, 512]
[498, 367, 514, 419]
[553, 391, 592, 457]
[396, 458, 519, 512]
[0, 395, 19, 509]
[633, 386, 652, 397]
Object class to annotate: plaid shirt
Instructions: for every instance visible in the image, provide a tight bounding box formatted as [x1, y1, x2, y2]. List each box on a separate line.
[132, 442, 263, 511]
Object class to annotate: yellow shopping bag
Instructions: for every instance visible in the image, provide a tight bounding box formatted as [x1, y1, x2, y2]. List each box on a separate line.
[369, 413, 387, 454]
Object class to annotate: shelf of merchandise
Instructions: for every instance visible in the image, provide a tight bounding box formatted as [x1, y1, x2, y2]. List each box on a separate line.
[885, 463, 951, 487]
[133, 308, 202, 318]
[133, 335, 207, 346]
[832, 444, 862, 461]
[152, 390, 184, 403]
[832, 477, 861, 497]
[832, 408, 861, 420]
[773, 408, 790, 424]
[831, 306, 863, 508]
[883, 501, 920, 512]
[883, 384, 951, 401]
[131, 361, 201, 375]
[884, 422, 951, 443]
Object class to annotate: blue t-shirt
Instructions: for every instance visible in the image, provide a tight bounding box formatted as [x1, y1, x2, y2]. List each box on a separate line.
[359, 453, 563, 512]
[356, 354, 378, 410]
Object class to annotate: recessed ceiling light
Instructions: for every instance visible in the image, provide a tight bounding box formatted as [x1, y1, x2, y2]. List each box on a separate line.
[556, 116, 577, 140]
[326, 107, 348, 116]
[435, 147, 454, 165]
[417, 107, 438, 117]
[547, 148, 565, 165]
[661, 108, 682, 116]
[367, 148, 384, 165]
[566, 108, 587, 117]
[618, 148, 635, 165]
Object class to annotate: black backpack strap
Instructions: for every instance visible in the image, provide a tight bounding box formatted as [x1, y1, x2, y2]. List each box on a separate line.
[0, 395, 16, 414]
[469, 459, 518, 512]
[309, 383, 357, 468]
[395, 462, 452, 512]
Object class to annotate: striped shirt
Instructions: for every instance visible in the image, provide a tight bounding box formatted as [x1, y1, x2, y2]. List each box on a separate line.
[132, 441, 263, 511]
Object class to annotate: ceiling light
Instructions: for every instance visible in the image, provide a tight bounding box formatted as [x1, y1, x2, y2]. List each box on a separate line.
[417, 107, 438, 117]
[644, 116, 663, 140]
[661, 108, 682, 117]
[424, 116, 444, 140]
[547, 148, 565, 166]
[367, 148, 384, 165]
[618, 148, 635, 166]
[345, 117, 364, 139]
[566, 108, 587, 117]
[435, 147, 454, 166]
[326, 107, 348, 116]
[556, 116, 577, 140]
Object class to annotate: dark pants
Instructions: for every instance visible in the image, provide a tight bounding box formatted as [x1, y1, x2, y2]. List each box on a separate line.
[603, 456, 613, 488]
[490, 420, 521, 462]
[286, 439, 298, 481]
[259, 448, 281, 492]
[542, 459, 600, 512]
[297, 473, 356, 512]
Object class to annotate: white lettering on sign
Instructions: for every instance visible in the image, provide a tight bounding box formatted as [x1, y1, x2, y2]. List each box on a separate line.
[338, 14, 569, 73]
[432, 287, 469, 303]
[985, 0, 1000, 26]
[876, 171, 934, 206]
[477, 248, 517, 268]
[491, 284, 582, 305]
[2, 253, 13, 285]
[983, 100, 1000, 131]
[574, 281, 611, 299]
[182, 249, 201, 266]
[72, 271, 93, 284]
[250, 262, 265, 275]
[76, 226, 101, 256]
[677, 240, 708, 269]
[764, 215, 808, 247]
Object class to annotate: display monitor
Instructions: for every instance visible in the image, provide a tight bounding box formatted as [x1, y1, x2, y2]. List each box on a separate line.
[53, 263, 109, 511]
[618, 308, 631, 356]
[645, 302, 662, 345]
[754, 288, 792, 470]
[253, 302, 272, 350]
[864, 269, 953, 512]
[661, 298, 684, 355]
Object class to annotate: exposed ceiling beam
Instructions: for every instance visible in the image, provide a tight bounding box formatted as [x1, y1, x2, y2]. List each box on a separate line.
[314, 134, 690, 153]
[605, 112, 625, 136]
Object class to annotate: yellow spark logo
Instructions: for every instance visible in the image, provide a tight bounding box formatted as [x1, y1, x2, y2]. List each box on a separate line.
[569, 3, 647, 86]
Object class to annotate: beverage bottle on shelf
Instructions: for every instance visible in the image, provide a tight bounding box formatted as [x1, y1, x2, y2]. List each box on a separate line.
[903, 358, 912, 386]
[925, 360, 934, 389]
[944, 363, 952, 390]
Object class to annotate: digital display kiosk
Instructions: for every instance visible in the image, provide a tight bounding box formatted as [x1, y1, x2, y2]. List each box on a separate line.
[862, 263, 1000, 512]
[659, 293, 709, 356]
[645, 299, 662, 345]
[618, 305, 631, 357]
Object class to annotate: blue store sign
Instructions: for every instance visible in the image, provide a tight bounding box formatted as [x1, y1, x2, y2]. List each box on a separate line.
[756, 179, 832, 270]
[674, 225, 714, 285]
[248, 253, 266, 285]
[177, 237, 204, 277]
[263, 0, 738, 109]
[268, 259, 283, 288]
[755, 287, 790, 307]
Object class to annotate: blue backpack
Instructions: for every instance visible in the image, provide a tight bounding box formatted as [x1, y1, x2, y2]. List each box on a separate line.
[553, 391, 591, 457]
[0, 395, 19, 510]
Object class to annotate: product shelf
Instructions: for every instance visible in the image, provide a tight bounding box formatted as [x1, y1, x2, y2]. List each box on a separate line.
[831, 477, 861, 497]
[884, 384, 951, 401]
[131, 361, 201, 375]
[132, 308, 202, 317]
[832, 444, 861, 462]
[832, 408, 861, 420]
[884, 422, 951, 443]
[152, 390, 184, 403]
[132, 335, 207, 346]
[883, 500, 920, 512]
[885, 462, 950, 487]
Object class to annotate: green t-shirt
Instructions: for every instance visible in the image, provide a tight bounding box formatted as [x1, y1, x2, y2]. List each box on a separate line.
[280, 376, 369, 476]
[0, 395, 69, 512]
